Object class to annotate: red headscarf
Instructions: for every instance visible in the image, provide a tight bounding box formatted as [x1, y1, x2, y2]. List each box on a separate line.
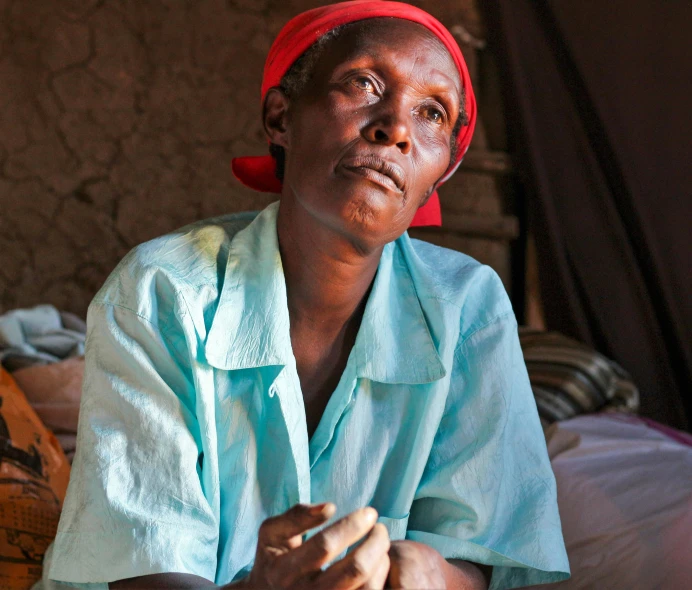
[231, 0, 477, 227]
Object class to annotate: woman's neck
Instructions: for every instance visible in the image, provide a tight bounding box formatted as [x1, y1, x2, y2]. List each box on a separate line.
[276, 198, 382, 336]
[276, 196, 384, 434]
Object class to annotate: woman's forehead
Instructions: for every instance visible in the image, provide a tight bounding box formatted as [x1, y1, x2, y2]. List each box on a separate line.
[320, 19, 461, 93]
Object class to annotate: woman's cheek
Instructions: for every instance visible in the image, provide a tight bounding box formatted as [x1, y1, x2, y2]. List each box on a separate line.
[417, 120, 450, 149]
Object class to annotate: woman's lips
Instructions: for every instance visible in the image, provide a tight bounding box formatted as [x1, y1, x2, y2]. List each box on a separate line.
[341, 165, 403, 193]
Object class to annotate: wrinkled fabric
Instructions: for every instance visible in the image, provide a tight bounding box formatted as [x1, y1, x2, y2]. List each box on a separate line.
[40, 202, 569, 589]
[0, 305, 86, 371]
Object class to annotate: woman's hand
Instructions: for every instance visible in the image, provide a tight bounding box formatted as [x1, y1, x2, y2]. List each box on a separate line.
[242, 503, 390, 590]
[388, 541, 489, 590]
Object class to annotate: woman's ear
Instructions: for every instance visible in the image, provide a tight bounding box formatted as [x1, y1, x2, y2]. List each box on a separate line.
[262, 88, 291, 149]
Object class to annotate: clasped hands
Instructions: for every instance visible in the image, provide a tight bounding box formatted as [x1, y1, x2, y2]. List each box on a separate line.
[239, 503, 449, 590]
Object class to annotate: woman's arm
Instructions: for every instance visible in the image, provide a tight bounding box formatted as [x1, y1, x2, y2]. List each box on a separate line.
[110, 573, 227, 589]
[402, 310, 569, 587]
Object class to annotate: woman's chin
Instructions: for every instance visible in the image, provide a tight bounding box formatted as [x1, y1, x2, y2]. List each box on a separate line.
[343, 193, 384, 225]
[291, 181, 412, 246]
[330, 193, 410, 249]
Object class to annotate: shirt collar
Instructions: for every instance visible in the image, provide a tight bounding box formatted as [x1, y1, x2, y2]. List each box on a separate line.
[205, 202, 292, 371]
[352, 236, 447, 384]
[204, 202, 446, 385]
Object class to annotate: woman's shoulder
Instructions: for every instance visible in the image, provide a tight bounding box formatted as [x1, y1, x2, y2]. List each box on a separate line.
[92, 210, 261, 317]
[402, 235, 514, 340]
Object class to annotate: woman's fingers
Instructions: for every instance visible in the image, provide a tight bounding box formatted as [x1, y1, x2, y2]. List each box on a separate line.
[315, 522, 391, 590]
[277, 507, 379, 586]
[250, 505, 334, 590]
[252, 505, 390, 590]
[361, 551, 390, 589]
[258, 502, 336, 548]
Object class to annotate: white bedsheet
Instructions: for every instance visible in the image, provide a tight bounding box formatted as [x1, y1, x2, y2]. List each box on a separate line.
[528, 414, 692, 589]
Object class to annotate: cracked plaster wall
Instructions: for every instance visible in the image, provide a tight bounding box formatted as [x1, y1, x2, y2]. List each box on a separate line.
[0, 0, 487, 318]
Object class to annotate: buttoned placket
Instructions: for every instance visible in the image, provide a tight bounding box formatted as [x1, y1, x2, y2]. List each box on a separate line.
[308, 351, 359, 470]
[267, 347, 361, 511]
[269, 364, 311, 507]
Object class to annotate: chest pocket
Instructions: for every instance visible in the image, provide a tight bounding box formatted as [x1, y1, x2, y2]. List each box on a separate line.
[377, 514, 410, 541]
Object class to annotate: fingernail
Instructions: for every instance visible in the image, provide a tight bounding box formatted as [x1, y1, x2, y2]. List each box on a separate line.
[310, 502, 335, 515]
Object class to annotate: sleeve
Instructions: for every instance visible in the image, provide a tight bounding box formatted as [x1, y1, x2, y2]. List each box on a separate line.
[46, 301, 218, 586]
[406, 312, 570, 590]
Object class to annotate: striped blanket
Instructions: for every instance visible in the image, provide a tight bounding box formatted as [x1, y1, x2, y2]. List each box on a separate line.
[519, 329, 639, 427]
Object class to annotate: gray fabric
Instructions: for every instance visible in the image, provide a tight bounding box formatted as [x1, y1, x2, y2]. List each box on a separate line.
[0, 305, 86, 371]
[59, 311, 87, 334]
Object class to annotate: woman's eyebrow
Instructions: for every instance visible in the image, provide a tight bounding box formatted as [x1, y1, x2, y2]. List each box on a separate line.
[419, 77, 459, 101]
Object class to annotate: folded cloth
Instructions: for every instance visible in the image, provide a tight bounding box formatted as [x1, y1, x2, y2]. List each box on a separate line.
[0, 305, 86, 371]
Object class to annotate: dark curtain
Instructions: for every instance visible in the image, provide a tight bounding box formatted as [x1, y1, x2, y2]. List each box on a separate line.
[484, 0, 692, 430]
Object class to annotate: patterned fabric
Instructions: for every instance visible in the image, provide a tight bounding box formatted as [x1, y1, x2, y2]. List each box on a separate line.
[519, 329, 639, 428]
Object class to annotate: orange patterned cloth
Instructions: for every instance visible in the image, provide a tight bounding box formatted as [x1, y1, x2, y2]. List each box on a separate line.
[0, 367, 70, 589]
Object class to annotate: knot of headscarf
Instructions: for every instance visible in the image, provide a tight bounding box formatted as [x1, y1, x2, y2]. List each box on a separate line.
[231, 0, 477, 227]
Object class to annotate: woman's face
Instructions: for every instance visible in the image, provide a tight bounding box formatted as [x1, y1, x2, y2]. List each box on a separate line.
[266, 18, 462, 248]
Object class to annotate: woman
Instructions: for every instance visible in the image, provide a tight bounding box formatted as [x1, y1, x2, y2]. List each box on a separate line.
[40, 2, 569, 589]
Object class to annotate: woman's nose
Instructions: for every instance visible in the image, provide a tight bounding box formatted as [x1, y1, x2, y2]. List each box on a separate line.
[362, 98, 412, 155]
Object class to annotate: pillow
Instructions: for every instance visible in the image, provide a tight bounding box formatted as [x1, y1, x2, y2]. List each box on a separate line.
[0, 367, 70, 589]
[519, 329, 639, 426]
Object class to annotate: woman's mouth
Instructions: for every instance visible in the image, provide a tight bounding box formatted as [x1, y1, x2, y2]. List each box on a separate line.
[341, 165, 403, 194]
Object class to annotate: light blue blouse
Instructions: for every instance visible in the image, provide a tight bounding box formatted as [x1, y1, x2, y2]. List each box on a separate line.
[41, 202, 569, 589]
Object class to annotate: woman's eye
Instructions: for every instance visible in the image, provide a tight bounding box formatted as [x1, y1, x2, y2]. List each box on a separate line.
[423, 106, 445, 124]
[351, 77, 376, 92]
